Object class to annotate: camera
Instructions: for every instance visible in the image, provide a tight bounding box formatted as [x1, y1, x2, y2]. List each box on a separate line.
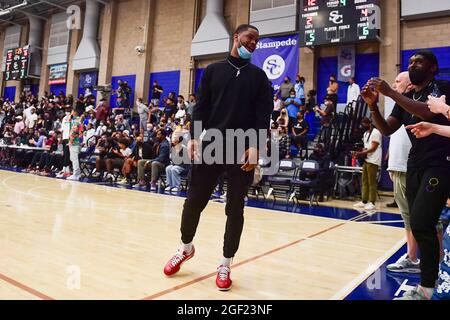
[135, 45, 145, 54]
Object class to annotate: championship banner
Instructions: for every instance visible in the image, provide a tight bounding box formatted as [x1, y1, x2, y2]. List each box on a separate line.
[251, 34, 299, 92]
[338, 46, 356, 82]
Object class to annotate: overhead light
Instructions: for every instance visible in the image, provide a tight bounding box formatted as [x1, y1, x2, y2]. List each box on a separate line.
[0, 9, 11, 16]
[0, 0, 28, 16]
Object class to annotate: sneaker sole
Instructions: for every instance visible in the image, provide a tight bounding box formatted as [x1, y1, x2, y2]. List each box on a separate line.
[217, 283, 232, 291]
[164, 253, 195, 277]
[387, 268, 421, 274]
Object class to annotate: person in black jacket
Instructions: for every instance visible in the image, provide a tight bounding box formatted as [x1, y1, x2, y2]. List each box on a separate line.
[163, 24, 273, 291]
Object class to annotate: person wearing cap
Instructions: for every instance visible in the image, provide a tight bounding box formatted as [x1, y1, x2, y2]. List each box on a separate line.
[14, 116, 25, 135]
[361, 50, 450, 300]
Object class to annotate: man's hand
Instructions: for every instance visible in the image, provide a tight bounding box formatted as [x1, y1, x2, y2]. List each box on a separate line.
[367, 78, 394, 97]
[241, 147, 258, 172]
[187, 139, 200, 162]
[406, 122, 436, 139]
[427, 95, 448, 115]
[361, 84, 379, 110]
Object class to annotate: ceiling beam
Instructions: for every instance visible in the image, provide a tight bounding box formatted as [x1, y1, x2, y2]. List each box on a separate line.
[16, 9, 49, 21]
[39, 0, 66, 10]
[0, 17, 20, 26]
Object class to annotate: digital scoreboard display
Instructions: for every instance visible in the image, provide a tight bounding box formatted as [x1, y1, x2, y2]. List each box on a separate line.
[5, 45, 30, 81]
[299, 0, 380, 47]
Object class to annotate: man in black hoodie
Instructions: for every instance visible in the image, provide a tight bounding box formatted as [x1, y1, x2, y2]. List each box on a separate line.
[163, 24, 273, 291]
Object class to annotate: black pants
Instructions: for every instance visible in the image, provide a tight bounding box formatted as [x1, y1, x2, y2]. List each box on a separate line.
[181, 164, 254, 258]
[406, 167, 450, 288]
[62, 140, 71, 167]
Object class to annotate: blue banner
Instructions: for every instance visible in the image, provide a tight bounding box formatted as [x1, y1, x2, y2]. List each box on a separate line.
[79, 71, 98, 89]
[251, 34, 299, 92]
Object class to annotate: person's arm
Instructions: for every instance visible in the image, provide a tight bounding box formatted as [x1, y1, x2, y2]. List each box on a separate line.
[406, 122, 450, 138]
[368, 78, 436, 121]
[316, 108, 327, 117]
[190, 67, 211, 141]
[355, 141, 380, 157]
[153, 142, 170, 163]
[242, 74, 273, 172]
[361, 84, 402, 136]
[291, 127, 297, 136]
[300, 123, 309, 136]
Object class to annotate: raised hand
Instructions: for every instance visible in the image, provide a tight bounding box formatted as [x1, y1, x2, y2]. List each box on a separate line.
[406, 122, 435, 139]
[367, 78, 394, 97]
[361, 84, 379, 109]
[427, 95, 448, 115]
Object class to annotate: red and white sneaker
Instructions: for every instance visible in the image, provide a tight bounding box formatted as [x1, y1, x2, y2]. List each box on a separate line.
[216, 265, 232, 291]
[163, 246, 195, 276]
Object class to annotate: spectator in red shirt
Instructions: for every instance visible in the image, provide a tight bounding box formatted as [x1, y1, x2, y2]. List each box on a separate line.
[95, 99, 110, 126]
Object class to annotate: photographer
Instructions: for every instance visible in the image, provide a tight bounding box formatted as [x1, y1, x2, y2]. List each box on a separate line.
[114, 80, 132, 116]
[352, 117, 382, 211]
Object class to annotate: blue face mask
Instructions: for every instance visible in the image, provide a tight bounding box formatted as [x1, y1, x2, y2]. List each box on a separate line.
[237, 40, 252, 60]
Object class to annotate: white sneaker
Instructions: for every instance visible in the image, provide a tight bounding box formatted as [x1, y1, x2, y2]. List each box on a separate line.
[353, 201, 366, 208]
[165, 186, 172, 192]
[387, 254, 421, 273]
[117, 178, 128, 185]
[171, 187, 179, 193]
[67, 175, 80, 181]
[56, 171, 65, 178]
[364, 202, 376, 210]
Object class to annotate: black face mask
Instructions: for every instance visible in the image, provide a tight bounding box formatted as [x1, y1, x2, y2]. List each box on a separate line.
[409, 68, 428, 85]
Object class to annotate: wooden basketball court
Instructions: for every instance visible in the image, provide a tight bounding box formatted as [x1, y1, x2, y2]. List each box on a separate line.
[0, 170, 405, 300]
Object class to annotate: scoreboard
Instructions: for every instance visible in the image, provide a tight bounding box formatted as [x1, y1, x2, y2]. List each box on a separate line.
[5, 45, 30, 81]
[299, 0, 380, 47]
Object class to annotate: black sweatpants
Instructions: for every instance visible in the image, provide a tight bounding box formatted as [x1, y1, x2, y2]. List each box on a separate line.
[406, 167, 450, 288]
[62, 140, 71, 167]
[181, 164, 254, 258]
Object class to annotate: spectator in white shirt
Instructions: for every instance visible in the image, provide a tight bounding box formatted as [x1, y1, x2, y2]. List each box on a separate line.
[25, 107, 38, 129]
[385, 71, 421, 274]
[136, 98, 150, 132]
[347, 77, 361, 105]
[353, 117, 382, 210]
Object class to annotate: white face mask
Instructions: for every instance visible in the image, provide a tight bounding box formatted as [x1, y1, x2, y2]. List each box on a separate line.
[65, 112, 71, 116]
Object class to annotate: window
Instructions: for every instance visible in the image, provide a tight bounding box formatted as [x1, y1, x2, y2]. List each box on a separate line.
[49, 14, 70, 49]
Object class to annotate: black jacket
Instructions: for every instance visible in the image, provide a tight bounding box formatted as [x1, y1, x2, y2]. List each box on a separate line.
[191, 55, 273, 150]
